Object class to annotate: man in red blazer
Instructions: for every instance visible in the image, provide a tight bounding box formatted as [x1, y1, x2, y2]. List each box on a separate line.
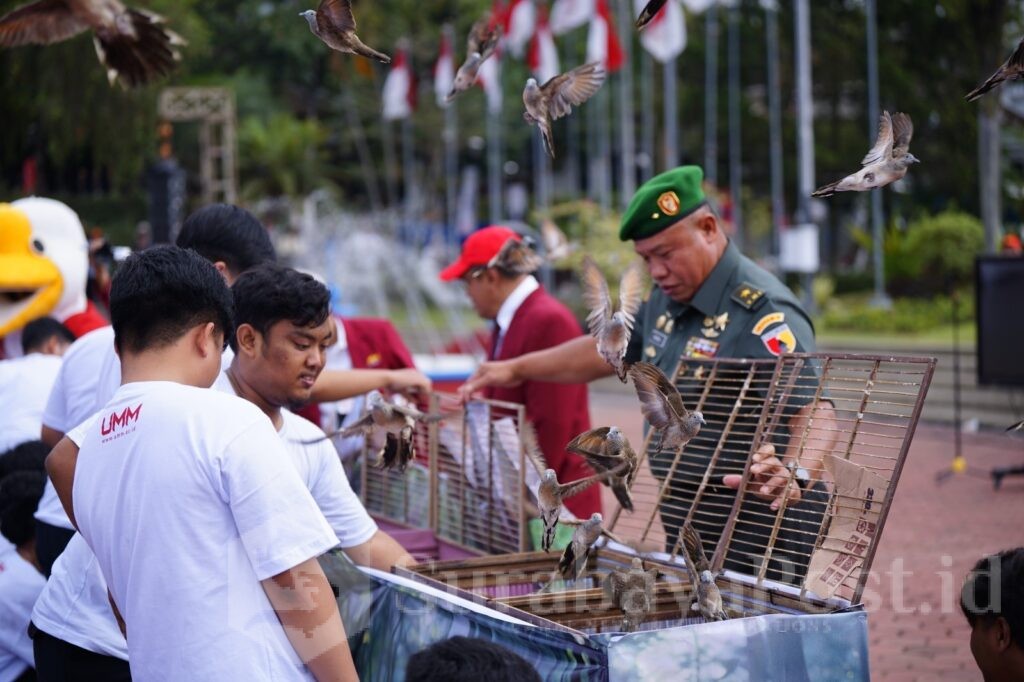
[440, 226, 601, 519]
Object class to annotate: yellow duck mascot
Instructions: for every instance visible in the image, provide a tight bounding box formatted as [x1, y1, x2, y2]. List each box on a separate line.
[0, 198, 108, 358]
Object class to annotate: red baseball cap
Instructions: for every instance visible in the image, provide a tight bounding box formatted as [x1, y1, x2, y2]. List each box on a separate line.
[439, 226, 521, 281]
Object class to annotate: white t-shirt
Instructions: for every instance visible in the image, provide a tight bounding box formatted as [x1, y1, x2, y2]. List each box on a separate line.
[72, 381, 337, 681]
[0, 544, 45, 682]
[0, 352, 63, 454]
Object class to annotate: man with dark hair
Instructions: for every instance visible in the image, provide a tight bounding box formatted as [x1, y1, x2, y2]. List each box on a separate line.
[44, 246, 357, 681]
[174, 202, 277, 277]
[0, 443, 47, 682]
[0, 317, 73, 453]
[961, 547, 1024, 681]
[405, 637, 541, 682]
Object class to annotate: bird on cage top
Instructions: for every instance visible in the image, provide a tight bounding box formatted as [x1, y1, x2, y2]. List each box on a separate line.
[0, 0, 185, 88]
[603, 556, 659, 632]
[447, 16, 501, 102]
[300, 0, 390, 63]
[812, 111, 919, 198]
[629, 362, 705, 452]
[556, 512, 624, 583]
[680, 523, 728, 622]
[565, 426, 640, 513]
[307, 390, 440, 471]
[521, 421, 627, 552]
[581, 255, 645, 382]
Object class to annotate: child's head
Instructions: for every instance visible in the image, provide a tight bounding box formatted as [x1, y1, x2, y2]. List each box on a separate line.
[21, 316, 75, 356]
[405, 637, 541, 682]
[961, 547, 1024, 681]
[0, 441, 48, 564]
[175, 204, 276, 283]
[230, 263, 332, 410]
[110, 245, 234, 385]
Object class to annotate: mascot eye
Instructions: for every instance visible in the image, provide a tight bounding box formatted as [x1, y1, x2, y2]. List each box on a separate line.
[32, 239, 45, 253]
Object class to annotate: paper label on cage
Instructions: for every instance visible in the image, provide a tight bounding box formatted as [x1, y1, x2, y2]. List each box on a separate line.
[805, 455, 886, 599]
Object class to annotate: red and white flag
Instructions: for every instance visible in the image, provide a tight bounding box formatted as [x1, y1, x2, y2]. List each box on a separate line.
[586, 0, 625, 72]
[503, 0, 536, 58]
[635, 0, 686, 63]
[434, 32, 455, 107]
[549, 0, 594, 35]
[528, 7, 560, 84]
[383, 48, 415, 120]
[477, 49, 503, 114]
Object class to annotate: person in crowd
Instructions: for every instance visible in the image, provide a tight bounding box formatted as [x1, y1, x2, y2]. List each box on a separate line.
[961, 547, 1024, 682]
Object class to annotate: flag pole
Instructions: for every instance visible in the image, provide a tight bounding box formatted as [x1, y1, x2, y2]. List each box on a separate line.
[597, 86, 612, 213]
[401, 114, 416, 232]
[487, 96, 503, 223]
[793, 0, 816, 310]
[443, 24, 459, 243]
[616, 0, 636, 209]
[866, 0, 890, 307]
[663, 56, 678, 169]
[640, 46, 655, 180]
[704, 3, 719, 185]
[727, 0, 742, 245]
[765, 0, 785, 259]
[564, 29, 581, 197]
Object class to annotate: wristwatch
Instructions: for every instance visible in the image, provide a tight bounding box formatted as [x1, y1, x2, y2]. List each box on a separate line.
[786, 461, 811, 490]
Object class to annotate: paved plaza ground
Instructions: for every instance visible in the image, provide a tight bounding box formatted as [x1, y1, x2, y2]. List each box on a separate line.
[589, 385, 1024, 681]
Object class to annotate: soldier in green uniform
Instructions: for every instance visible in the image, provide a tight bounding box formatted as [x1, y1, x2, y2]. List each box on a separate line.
[460, 165, 837, 583]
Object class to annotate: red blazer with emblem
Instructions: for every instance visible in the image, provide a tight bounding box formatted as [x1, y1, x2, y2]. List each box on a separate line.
[484, 286, 601, 518]
[296, 316, 416, 424]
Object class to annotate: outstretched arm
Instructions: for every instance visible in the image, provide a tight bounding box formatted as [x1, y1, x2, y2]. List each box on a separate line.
[312, 368, 432, 402]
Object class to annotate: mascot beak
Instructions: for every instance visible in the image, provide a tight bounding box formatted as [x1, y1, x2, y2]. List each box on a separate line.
[0, 203, 63, 338]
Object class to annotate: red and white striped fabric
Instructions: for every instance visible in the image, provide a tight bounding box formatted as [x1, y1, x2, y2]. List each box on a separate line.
[549, 0, 594, 35]
[477, 48, 503, 113]
[586, 0, 624, 72]
[503, 0, 536, 58]
[382, 48, 414, 120]
[528, 7, 560, 84]
[434, 32, 455, 107]
[635, 0, 686, 63]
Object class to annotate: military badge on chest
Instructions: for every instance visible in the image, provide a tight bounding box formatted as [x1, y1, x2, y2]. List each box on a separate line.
[684, 336, 719, 359]
[701, 312, 729, 338]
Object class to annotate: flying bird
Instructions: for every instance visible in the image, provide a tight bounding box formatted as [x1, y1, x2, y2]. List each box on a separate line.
[520, 421, 626, 552]
[487, 234, 544, 274]
[966, 36, 1024, 102]
[812, 111, 919, 198]
[581, 255, 645, 382]
[523, 61, 606, 158]
[1007, 419, 1024, 433]
[539, 218, 578, 262]
[566, 426, 640, 512]
[311, 390, 440, 471]
[300, 0, 390, 64]
[447, 16, 501, 101]
[629, 362, 705, 453]
[604, 556, 659, 632]
[635, 0, 667, 30]
[680, 523, 727, 622]
[0, 0, 184, 88]
[556, 512, 623, 582]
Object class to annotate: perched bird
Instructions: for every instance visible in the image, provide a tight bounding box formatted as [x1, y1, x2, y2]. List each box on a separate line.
[522, 420, 627, 552]
[604, 556, 659, 632]
[523, 61, 606, 158]
[581, 255, 645, 382]
[0, 0, 184, 88]
[566, 426, 640, 512]
[812, 111, 919, 198]
[312, 390, 440, 471]
[447, 16, 501, 102]
[634, 0, 667, 30]
[539, 218, 578, 263]
[680, 523, 727, 622]
[300, 0, 390, 64]
[556, 512, 623, 581]
[486, 234, 544, 274]
[629, 362, 705, 453]
[966, 37, 1024, 102]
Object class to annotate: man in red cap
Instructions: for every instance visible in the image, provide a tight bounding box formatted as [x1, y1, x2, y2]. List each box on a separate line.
[440, 226, 601, 522]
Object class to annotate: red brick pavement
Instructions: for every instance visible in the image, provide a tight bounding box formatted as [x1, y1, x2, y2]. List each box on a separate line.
[589, 388, 1024, 681]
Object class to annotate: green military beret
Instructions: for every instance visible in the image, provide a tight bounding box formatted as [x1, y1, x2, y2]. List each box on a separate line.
[619, 165, 707, 241]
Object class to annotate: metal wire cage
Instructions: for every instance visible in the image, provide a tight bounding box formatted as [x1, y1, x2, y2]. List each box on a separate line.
[358, 393, 530, 556]
[607, 352, 936, 606]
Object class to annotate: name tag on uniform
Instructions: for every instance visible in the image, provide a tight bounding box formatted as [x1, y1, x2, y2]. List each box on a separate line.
[650, 330, 669, 349]
[684, 336, 719, 359]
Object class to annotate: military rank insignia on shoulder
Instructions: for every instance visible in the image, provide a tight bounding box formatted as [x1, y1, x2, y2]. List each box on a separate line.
[731, 282, 766, 310]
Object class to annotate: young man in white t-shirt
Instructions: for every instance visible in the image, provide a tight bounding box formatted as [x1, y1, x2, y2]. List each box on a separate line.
[44, 246, 357, 681]
[32, 264, 415, 676]
[0, 317, 74, 454]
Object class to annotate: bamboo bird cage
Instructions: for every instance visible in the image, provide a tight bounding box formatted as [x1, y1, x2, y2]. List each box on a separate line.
[396, 352, 935, 633]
